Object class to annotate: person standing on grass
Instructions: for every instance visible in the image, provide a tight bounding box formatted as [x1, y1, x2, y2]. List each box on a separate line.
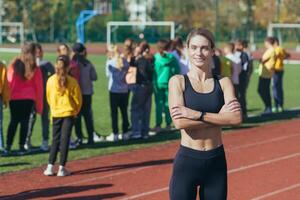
[44, 55, 82, 177]
[258, 37, 276, 115]
[25, 43, 55, 151]
[235, 39, 250, 119]
[223, 42, 242, 97]
[130, 41, 154, 139]
[5, 42, 44, 155]
[242, 40, 253, 90]
[168, 28, 242, 200]
[0, 61, 9, 153]
[106, 45, 130, 141]
[272, 37, 290, 113]
[72, 43, 98, 145]
[152, 39, 180, 133]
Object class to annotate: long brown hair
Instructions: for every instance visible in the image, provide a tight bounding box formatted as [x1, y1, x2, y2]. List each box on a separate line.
[55, 55, 70, 94]
[14, 42, 37, 80]
[123, 38, 135, 59]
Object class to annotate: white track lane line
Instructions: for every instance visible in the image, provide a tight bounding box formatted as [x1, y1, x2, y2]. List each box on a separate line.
[4, 132, 300, 200]
[120, 152, 300, 200]
[226, 133, 300, 152]
[251, 182, 300, 200]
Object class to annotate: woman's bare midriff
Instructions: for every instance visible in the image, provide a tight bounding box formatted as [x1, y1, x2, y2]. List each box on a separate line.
[180, 126, 223, 151]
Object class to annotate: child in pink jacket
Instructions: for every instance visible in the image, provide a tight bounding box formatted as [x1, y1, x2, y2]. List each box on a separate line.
[4, 42, 43, 155]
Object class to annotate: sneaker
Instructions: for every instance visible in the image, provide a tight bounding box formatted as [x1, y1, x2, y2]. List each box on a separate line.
[24, 141, 32, 151]
[114, 134, 119, 142]
[18, 147, 27, 156]
[122, 131, 131, 140]
[43, 164, 54, 176]
[2, 147, 11, 156]
[261, 107, 272, 116]
[40, 141, 49, 151]
[69, 139, 79, 149]
[278, 106, 284, 113]
[57, 166, 71, 177]
[93, 131, 104, 142]
[272, 107, 278, 113]
[106, 133, 119, 142]
[150, 126, 162, 133]
[130, 134, 142, 140]
[142, 134, 149, 139]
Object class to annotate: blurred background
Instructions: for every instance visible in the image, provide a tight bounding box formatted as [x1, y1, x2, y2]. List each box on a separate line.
[0, 0, 299, 47]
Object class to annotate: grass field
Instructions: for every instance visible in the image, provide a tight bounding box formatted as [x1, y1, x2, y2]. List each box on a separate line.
[0, 52, 300, 174]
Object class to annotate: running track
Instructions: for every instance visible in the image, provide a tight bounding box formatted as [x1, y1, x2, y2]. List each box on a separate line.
[1, 119, 300, 200]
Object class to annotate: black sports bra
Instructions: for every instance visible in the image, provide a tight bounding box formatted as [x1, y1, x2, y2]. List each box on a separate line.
[183, 75, 225, 113]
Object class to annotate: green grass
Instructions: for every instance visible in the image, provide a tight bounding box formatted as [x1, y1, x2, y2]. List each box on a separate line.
[1, 52, 300, 174]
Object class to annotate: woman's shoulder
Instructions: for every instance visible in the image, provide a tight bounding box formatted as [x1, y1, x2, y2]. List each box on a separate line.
[169, 74, 185, 90]
[217, 76, 233, 91]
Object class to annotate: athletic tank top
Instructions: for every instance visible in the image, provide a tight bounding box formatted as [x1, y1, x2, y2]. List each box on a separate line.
[183, 75, 225, 113]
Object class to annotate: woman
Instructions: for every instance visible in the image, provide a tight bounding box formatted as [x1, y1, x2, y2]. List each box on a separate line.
[44, 55, 82, 176]
[258, 37, 276, 115]
[106, 45, 130, 141]
[5, 42, 43, 155]
[171, 36, 189, 75]
[168, 28, 242, 200]
[72, 43, 97, 145]
[130, 41, 154, 139]
[153, 39, 180, 132]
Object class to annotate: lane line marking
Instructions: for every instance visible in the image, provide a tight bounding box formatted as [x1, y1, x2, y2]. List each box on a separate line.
[120, 152, 300, 199]
[251, 182, 300, 200]
[3, 131, 300, 199]
[227, 133, 300, 152]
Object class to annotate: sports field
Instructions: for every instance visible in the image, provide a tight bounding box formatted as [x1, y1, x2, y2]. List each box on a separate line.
[0, 51, 300, 175]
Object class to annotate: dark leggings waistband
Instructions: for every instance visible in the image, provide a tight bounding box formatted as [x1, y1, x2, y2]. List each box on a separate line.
[178, 145, 225, 159]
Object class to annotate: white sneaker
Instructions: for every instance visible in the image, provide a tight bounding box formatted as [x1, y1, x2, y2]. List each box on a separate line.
[24, 141, 32, 151]
[93, 132, 105, 142]
[40, 141, 49, 151]
[57, 166, 71, 177]
[43, 164, 54, 176]
[105, 133, 114, 142]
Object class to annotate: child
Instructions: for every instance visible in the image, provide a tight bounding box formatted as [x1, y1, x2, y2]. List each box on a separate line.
[44, 55, 82, 176]
[0, 61, 9, 152]
[106, 45, 130, 141]
[5, 42, 43, 155]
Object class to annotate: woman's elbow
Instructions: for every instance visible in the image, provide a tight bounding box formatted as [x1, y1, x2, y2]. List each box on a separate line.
[172, 119, 186, 130]
[230, 113, 242, 126]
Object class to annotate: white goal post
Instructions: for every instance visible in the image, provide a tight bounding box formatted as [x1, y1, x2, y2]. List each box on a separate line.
[106, 21, 175, 47]
[0, 22, 24, 44]
[0, 22, 24, 53]
[267, 23, 300, 37]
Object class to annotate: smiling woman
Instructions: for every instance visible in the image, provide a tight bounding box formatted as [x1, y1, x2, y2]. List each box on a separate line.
[168, 28, 242, 200]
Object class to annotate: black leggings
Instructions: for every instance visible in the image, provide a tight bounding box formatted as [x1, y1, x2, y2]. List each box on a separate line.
[169, 145, 227, 200]
[6, 100, 34, 149]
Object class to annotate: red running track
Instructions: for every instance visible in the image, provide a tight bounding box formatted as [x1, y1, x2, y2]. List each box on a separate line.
[1, 119, 300, 200]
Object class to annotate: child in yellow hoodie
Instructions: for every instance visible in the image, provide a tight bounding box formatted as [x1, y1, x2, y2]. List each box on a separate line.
[44, 55, 82, 177]
[0, 61, 9, 151]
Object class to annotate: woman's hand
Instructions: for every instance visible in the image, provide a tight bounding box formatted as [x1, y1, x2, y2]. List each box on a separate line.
[219, 99, 241, 113]
[171, 105, 200, 120]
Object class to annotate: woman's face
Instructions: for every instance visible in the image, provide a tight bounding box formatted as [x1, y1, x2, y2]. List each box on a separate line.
[58, 45, 69, 56]
[55, 61, 67, 76]
[188, 35, 213, 69]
